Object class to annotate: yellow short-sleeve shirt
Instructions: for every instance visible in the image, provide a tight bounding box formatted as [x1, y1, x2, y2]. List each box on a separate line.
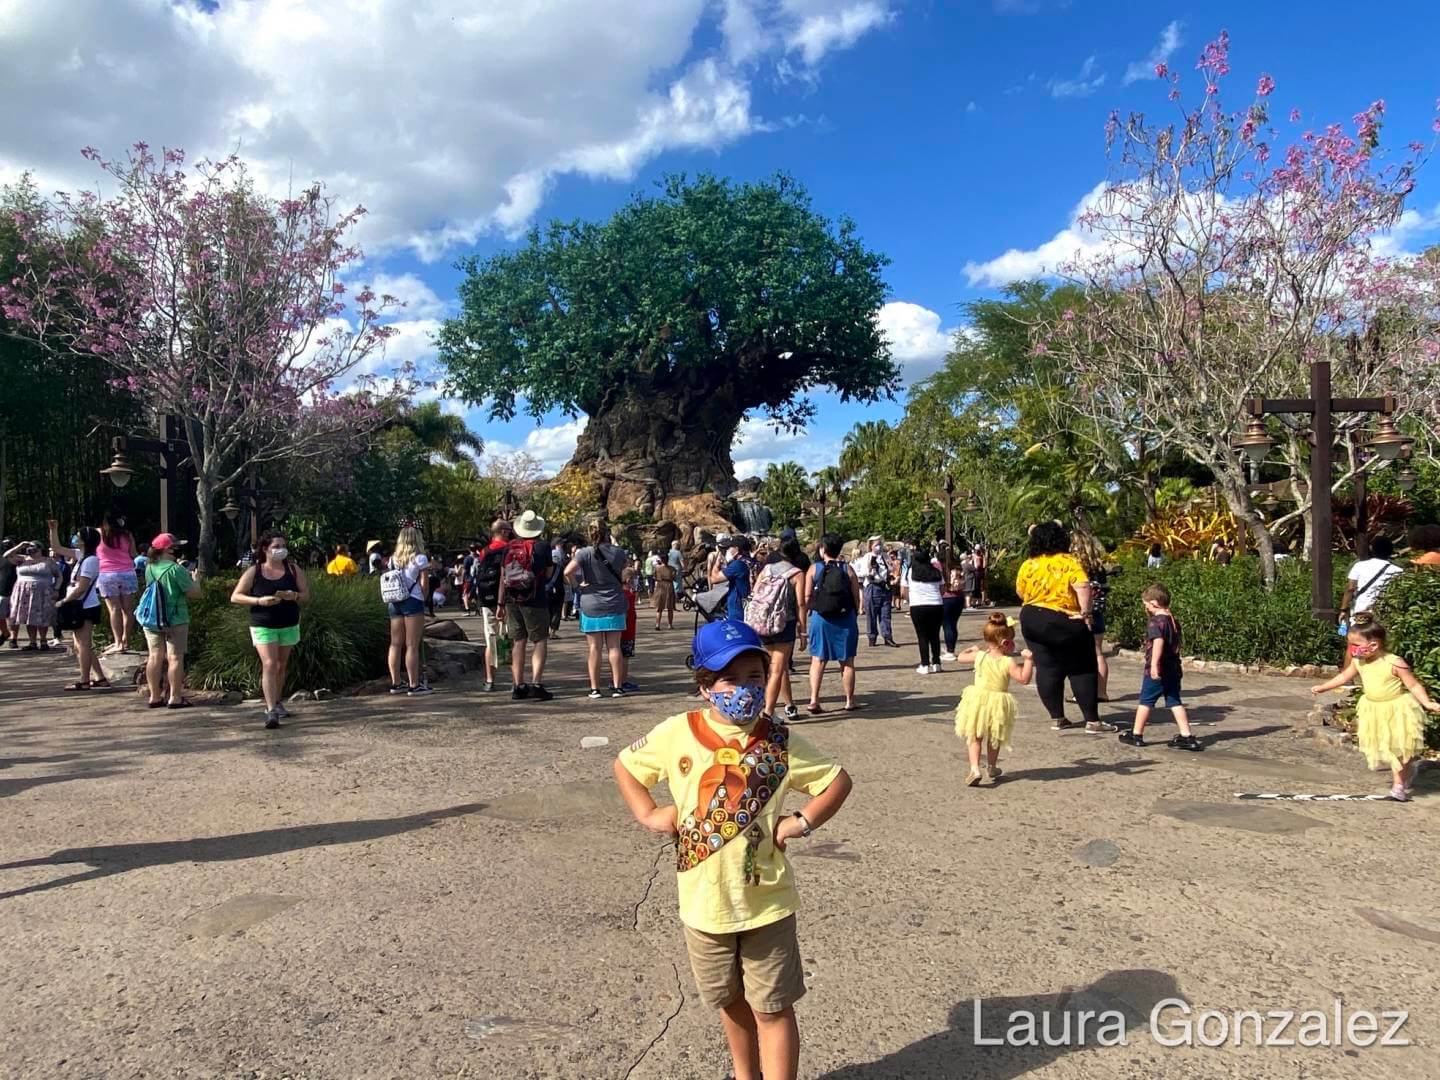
[326, 555, 359, 576]
[619, 710, 841, 934]
[1015, 554, 1087, 614]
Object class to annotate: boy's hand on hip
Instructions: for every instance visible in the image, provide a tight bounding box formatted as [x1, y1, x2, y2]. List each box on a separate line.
[642, 804, 678, 835]
[772, 814, 806, 851]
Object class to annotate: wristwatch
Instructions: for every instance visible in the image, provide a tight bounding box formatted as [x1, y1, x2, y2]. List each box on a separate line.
[791, 811, 813, 837]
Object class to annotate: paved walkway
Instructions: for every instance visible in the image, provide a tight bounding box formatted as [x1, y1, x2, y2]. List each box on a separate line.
[2, 609, 1436, 1078]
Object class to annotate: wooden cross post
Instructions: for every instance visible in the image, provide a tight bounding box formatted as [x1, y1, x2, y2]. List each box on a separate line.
[804, 486, 838, 538]
[931, 475, 958, 565]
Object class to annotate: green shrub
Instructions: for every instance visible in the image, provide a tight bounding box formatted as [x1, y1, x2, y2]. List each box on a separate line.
[1375, 567, 1440, 749]
[1103, 555, 1344, 669]
[986, 554, 1021, 606]
[188, 572, 391, 695]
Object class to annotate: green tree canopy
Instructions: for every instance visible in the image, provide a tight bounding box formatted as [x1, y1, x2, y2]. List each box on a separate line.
[438, 173, 896, 518]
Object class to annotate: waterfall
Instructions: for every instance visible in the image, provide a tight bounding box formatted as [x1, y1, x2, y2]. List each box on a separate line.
[734, 499, 773, 535]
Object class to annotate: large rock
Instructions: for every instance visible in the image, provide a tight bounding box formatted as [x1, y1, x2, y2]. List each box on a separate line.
[423, 618, 468, 641]
[661, 493, 735, 551]
[99, 651, 147, 687]
[622, 521, 681, 557]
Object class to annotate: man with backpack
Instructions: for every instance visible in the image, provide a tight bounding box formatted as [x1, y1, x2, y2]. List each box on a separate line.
[804, 533, 863, 716]
[473, 521, 513, 691]
[497, 510, 555, 701]
[853, 536, 899, 648]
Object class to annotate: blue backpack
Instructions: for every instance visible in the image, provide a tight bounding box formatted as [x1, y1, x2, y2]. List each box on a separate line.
[136, 565, 175, 630]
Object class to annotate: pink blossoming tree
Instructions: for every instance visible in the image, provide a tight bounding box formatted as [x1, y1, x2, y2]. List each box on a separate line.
[1038, 32, 1438, 585]
[1, 145, 409, 572]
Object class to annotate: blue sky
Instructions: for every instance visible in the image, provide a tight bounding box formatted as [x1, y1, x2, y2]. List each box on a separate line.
[3, 1, 1438, 477]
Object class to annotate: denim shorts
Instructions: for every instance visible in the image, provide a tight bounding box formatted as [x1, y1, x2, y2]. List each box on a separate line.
[387, 596, 425, 618]
[1139, 671, 1183, 708]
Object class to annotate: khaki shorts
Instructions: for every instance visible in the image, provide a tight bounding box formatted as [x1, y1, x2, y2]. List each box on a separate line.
[683, 914, 806, 1014]
[143, 623, 189, 657]
[504, 603, 550, 643]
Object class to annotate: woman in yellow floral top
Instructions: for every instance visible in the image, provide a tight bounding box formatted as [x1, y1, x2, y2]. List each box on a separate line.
[1015, 523, 1114, 733]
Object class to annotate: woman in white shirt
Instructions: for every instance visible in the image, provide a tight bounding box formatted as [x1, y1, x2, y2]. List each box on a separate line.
[48, 521, 110, 690]
[385, 526, 432, 696]
[901, 542, 946, 674]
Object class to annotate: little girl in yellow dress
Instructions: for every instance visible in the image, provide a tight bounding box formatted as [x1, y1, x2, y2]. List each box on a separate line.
[1311, 613, 1440, 801]
[954, 612, 1035, 786]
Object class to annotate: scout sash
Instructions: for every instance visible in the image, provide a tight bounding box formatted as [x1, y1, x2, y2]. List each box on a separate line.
[676, 711, 790, 884]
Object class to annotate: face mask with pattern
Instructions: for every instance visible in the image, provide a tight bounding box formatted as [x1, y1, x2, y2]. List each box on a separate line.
[707, 683, 766, 725]
[1349, 642, 1379, 658]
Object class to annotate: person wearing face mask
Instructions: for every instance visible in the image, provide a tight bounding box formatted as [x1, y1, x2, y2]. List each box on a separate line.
[231, 530, 310, 729]
[854, 536, 899, 648]
[614, 619, 853, 1080]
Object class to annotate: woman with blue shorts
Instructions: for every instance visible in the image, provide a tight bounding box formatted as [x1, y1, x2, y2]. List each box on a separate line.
[564, 522, 630, 699]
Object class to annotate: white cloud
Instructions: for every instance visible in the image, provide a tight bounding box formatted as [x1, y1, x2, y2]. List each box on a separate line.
[963, 181, 1111, 286]
[483, 419, 587, 476]
[1371, 203, 1440, 260]
[1123, 20, 1183, 85]
[367, 273, 450, 321]
[732, 417, 840, 478]
[965, 101, 979, 114]
[1048, 55, 1106, 99]
[0, 0, 890, 261]
[782, 1, 894, 66]
[877, 301, 959, 380]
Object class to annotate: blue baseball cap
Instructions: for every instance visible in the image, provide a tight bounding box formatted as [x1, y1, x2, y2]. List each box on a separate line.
[780, 527, 797, 541]
[692, 619, 766, 672]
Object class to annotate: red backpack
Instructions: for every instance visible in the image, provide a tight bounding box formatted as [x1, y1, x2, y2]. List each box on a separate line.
[501, 539, 537, 601]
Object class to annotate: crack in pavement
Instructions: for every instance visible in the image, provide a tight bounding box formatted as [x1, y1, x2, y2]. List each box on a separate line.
[621, 840, 684, 1079]
[621, 960, 685, 1080]
[629, 841, 672, 931]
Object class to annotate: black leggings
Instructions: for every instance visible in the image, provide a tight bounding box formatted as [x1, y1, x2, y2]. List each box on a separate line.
[1020, 605, 1099, 724]
[910, 605, 943, 666]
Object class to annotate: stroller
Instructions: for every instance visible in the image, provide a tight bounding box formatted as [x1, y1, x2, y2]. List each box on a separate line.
[683, 580, 731, 670]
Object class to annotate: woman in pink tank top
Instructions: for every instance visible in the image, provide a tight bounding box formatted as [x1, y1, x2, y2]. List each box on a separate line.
[94, 512, 140, 653]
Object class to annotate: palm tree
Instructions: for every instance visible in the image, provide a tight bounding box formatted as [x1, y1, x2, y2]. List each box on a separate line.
[838, 420, 892, 480]
[761, 461, 812, 528]
[399, 401, 484, 464]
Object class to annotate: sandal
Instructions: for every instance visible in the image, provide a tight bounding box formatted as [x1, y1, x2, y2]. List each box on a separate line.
[805, 703, 824, 715]
[91, 678, 113, 689]
[167, 700, 193, 710]
[64, 681, 92, 691]
[843, 701, 862, 712]
[965, 768, 984, 787]
[147, 700, 166, 709]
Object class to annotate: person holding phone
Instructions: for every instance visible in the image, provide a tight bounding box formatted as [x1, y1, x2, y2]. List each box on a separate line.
[231, 529, 309, 730]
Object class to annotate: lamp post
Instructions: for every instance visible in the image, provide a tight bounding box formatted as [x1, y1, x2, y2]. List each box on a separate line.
[1237, 358, 1413, 622]
[804, 484, 842, 538]
[220, 479, 277, 556]
[99, 418, 191, 534]
[931, 476, 959, 565]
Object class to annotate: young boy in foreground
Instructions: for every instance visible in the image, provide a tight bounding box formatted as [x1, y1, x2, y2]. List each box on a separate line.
[614, 619, 853, 1080]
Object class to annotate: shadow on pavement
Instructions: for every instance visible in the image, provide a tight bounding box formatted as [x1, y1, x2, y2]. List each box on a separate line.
[1197, 724, 1289, 747]
[821, 968, 1182, 1080]
[0, 801, 488, 902]
[1004, 757, 1157, 784]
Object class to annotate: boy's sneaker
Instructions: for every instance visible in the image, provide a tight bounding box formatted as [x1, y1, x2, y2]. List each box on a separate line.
[276, 702, 291, 719]
[530, 684, 553, 702]
[915, 664, 931, 675]
[1167, 734, 1203, 752]
[408, 682, 434, 697]
[621, 681, 640, 692]
[610, 686, 626, 698]
[483, 680, 495, 692]
[1117, 730, 1145, 747]
[1085, 720, 1118, 734]
[263, 709, 281, 730]
[782, 704, 799, 721]
[388, 682, 410, 695]
[940, 651, 957, 662]
[587, 688, 603, 700]
[512, 684, 531, 701]
[928, 664, 941, 674]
